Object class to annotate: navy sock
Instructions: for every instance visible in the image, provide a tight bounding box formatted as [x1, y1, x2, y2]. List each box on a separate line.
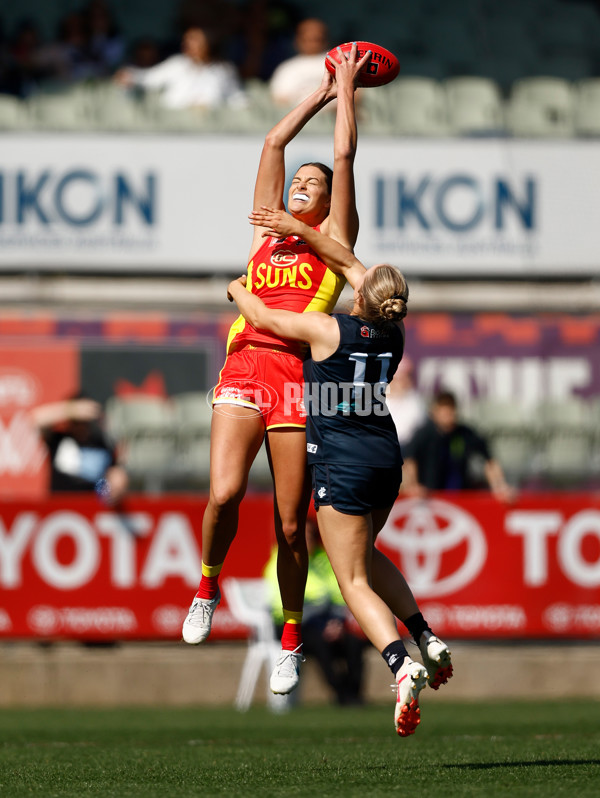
[403, 612, 432, 646]
[381, 640, 409, 676]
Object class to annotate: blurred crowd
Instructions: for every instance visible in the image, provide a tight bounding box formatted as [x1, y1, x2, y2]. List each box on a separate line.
[0, 0, 320, 101]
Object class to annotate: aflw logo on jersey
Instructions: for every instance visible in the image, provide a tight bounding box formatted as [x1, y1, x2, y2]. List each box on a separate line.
[253, 262, 313, 290]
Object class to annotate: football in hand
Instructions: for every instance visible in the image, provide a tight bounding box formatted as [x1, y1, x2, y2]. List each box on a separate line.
[325, 41, 400, 87]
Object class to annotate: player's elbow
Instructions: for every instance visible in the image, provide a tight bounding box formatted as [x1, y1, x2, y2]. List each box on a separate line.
[263, 130, 285, 152]
[334, 145, 356, 164]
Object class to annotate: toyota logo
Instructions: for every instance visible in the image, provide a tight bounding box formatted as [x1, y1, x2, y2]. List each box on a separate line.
[378, 498, 487, 597]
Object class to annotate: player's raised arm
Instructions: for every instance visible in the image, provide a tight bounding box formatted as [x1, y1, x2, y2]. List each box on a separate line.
[249, 206, 366, 289]
[249, 73, 338, 260]
[322, 42, 371, 250]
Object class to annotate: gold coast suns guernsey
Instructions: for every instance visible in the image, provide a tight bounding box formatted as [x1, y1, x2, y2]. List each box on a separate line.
[226, 231, 346, 356]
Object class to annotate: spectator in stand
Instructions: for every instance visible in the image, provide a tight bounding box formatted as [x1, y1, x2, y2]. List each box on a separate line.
[129, 38, 162, 70]
[3, 20, 45, 96]
[269, 17, 330, 107]
[85, 0, 125, 76]
[385, 357, 427, 450]
[402, 389, 514, 502]
[35, 11, 99, 83]
[30, 392, 128, 506]
[114, 25, 247, 110]
[264, 517, 366, 706]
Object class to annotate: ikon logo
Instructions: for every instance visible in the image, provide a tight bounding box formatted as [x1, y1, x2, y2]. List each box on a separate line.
[271, 250, 298, 266]
[378, 498, 487, 597]
[0, 369, 40, 408]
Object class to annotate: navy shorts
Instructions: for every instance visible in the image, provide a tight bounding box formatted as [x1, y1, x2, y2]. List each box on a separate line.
[311, 462, 402, 516]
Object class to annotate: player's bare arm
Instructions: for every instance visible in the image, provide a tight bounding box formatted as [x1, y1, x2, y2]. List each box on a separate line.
[249, 206, 366, 289]
[227, 276, 339, 357]
[322, 42, 370, 249]
[250, 71, 338, 259]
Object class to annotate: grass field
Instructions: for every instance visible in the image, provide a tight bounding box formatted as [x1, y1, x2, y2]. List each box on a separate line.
[1, 699, 599, 797]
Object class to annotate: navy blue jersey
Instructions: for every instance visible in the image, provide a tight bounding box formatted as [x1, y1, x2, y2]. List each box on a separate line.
[303, 314, 404, 467]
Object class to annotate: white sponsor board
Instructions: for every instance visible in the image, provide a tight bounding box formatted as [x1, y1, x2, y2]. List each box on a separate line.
[1, 135, 599, 275]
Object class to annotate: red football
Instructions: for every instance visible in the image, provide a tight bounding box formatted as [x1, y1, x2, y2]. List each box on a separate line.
[325, 41, 400, 88]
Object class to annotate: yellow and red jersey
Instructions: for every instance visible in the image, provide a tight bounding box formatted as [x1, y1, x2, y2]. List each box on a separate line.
[226, 231, 346, 356]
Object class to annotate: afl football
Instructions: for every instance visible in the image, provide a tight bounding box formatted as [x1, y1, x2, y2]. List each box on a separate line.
[325, 41, 400, 87]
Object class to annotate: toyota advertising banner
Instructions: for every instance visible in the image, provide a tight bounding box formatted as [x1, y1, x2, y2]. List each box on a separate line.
[1, 135, 600, 275]
[1, 493, 599, 641]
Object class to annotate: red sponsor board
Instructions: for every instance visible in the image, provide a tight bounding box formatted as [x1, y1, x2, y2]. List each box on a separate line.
[0, 492, 599, 640]
[0, 495, 274, 641]
[377, 493, 600, 638]
[0, 344, 79, 500]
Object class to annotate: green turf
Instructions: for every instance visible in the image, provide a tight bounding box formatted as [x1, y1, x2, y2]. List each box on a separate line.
[0, 700, 598, 797]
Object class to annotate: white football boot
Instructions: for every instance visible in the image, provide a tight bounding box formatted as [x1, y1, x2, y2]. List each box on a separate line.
[182, 589, 221, 644]
[419, 631, 453, 689]
[394, 658, 428, 737]
[270, 645, 304, 694]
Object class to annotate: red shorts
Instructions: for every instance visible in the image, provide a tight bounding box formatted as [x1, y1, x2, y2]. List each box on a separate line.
[213, 346, 306, 429]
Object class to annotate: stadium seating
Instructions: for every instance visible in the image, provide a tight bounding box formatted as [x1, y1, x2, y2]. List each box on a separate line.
[506, 77, 576, 137]
[490, 434, 540, 485]
[123, 436, 178, 492]
[444, 76, 505, 135]
[575, 78, 600, 135]
[26, 92, 93, 131]
[4, 0, 600, 138]
[104, 391, 274, 491]
[539, 433, 594, 486]
[386, 77, 449, 136]
[91, 84, 149, 131]
[0, 95, 28, 130]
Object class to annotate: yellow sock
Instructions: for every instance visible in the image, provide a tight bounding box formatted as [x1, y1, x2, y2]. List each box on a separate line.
[201, 561, 223, 578]
[281, 609, 303, 649]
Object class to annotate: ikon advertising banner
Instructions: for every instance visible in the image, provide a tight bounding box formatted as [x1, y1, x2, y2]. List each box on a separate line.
[0, 492, 599, 641]
[1, 135, 600, 275]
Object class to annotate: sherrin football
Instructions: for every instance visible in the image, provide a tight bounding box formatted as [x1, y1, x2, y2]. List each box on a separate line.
[325, 41, 400, 88]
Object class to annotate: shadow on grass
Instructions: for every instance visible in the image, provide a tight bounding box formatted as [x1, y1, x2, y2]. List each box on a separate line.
[444, 760, 600, 770]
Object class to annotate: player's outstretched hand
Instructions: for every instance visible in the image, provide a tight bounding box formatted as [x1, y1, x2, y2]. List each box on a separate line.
[227, 274, 247, 302]
[326, 41, 372, 90]
[319, 63, 337, 101]
[249, 206, 301, 239]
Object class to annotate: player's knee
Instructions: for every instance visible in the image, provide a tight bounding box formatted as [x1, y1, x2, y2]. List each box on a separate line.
[209, 482, 245, 513]
[277, 519, 306, 550]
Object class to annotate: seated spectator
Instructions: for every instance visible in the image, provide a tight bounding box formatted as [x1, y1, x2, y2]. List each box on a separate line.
[385, 357, 427, 450]
[4, 20, 47, 96]
[36, 11, 99, 83]
[85, 0, 125, 76]
[264, 517, 366, 706]
[402, 389, 514, 502]
[114, 25, 247, 110]
[128, 37, 162, 70]
[30, 392, 128, 505]
[269, 17, 330, 107]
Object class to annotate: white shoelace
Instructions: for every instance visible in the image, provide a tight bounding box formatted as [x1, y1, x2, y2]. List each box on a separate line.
[188, 596, 217, 627]
[275, 645, 304, 674]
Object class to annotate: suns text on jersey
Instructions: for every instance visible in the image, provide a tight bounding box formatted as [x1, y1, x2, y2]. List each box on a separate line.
[253, 262, 313, 290]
